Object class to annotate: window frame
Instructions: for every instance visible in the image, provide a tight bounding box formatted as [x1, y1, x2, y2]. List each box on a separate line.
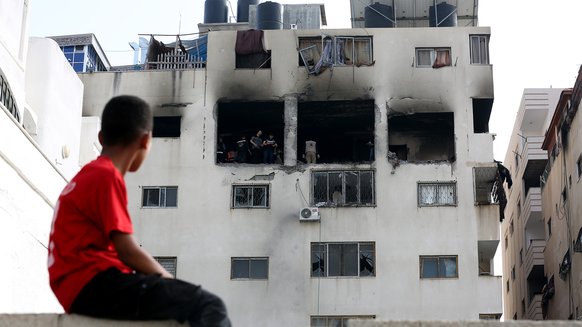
[415, 47, 451, 68]
[298, 36, 374, 73]
[469, 34, 490, 65]
[141, 186, 178, 208]
[153, 256, 177, 276]
[419, 255, 459, 279]
[417, 181, 457, 207]
[232, 184, 270, 209]
[311, 242, 375, 278]
[230, 257, 269, 280]
[311, 170, 375, 207]
[310, 315, 375, 326]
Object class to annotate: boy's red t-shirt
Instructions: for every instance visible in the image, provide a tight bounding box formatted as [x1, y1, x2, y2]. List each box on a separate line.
[48, 156, 133, 312]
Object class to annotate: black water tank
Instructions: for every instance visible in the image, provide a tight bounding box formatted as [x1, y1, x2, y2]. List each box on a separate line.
[429, 2, 457, 27]
[204, 0, 228, 24]
[257, 1, 283, 30]
[237, 0, 259, 23]
[364, 3, 394, 28]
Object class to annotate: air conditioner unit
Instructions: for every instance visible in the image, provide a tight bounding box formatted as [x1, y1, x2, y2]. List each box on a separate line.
[299, 207, 320, 221]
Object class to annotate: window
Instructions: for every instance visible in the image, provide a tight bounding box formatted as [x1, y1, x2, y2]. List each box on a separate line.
[521, 298, 526, 316]
[298, 36, 373, 75]
[232, 185, 269, 208]
[153, 116, 181, 138]
[511, 265, 515, 280]
[416, 48, 451, 68]
[510, 220, 514, 235]
[311, 315, 375, 326]
[505, 236, 508, 250]
[577, 155, 582, 179]
[61, 45, 87, 72]
[311, 242, 375, 277]
[231, 257, 268, 279]
[154, 256, 177, 276]
[517, 200, 521, 219]
[142, 186, 178, 208]
[420, 255, 458, 278]
[479, 314, 501, 320]
[312, 170, 374, 207]
[506, 280, 510, 293]
[470, 35, 490, 64]
[417, 182, 456, 206]
[520, 248, 523, 265]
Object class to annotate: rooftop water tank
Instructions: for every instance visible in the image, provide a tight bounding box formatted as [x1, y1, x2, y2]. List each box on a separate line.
[237, 0, 259, 23]
[364, 3, 394, 28]
[429, 2, 457, 27]
[257, 1, 283, 30]
[204, 0, 228, 24]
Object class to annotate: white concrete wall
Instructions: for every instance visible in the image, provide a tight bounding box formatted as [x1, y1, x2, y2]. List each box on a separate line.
[25, 37, 84, 180]
[79, 26, 499, 326]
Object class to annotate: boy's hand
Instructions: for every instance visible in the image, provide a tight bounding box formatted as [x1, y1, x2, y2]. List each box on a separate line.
[111, 232, 174, 278]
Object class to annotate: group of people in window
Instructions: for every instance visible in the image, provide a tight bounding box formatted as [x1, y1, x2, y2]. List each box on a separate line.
[217, 130, 280, 164]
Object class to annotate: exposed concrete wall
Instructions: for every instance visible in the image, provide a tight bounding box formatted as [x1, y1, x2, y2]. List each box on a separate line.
[79, 27, 499, 326]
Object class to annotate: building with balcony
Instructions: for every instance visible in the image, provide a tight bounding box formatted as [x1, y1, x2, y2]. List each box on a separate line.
[540, 68, 582, 320]
[0, 0, 84, 312]
[74, 1, 501, 324]
[501, 88, 563, 320]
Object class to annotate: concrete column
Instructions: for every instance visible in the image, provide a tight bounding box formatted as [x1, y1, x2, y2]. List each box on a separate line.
[375, 97, 388, 161]
[284, 95, 298, 166]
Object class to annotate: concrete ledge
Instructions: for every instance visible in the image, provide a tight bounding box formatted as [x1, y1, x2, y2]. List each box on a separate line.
[0, 314, 185, 327]
[350, 321, 582, 327]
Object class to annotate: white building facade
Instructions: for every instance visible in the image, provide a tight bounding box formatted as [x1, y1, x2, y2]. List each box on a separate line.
[78, 23, 502, 325]
[0, 0, 84, 313]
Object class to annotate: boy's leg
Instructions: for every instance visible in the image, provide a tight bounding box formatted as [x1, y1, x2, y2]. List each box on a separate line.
[71, 268, 230, 327]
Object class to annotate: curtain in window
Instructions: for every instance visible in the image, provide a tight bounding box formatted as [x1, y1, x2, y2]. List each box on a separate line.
[440, 257, 457, 277]
[313, 39, 334, 75]
[419, 185, 437, 205]
[432, 50, 451, 68]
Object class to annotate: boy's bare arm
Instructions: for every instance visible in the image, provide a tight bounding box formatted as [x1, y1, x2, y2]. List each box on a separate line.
[111, 232, 174, 278]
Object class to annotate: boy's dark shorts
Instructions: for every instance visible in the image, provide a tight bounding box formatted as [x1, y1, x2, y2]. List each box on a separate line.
[71, 268, 230, 327]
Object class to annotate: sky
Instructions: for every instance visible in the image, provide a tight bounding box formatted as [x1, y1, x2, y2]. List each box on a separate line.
[28, 0, 582, 160]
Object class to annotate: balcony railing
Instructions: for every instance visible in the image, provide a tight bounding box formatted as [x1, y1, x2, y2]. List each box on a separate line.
[525, 239, 545, 276]
[527, 293, 543, 320]
[147, 50, 205, 70]
[523, 187, 542, 226]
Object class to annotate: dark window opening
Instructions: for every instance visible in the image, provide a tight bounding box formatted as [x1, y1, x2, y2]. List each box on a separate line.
[236, 51, 271, 69]
[153, 116, 181, 137]
[526, 265, 545, 304]
[217, 101, 284, 164]
[388, 112, 455, 162]
[298, 100, 375, 163]
[473, 98, 493, 133]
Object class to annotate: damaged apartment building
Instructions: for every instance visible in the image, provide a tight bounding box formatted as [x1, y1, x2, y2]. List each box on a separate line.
[73, 0, 502, 325]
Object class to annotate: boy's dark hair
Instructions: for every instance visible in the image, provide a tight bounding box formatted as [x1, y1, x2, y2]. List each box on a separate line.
[101, 95, 153, 146]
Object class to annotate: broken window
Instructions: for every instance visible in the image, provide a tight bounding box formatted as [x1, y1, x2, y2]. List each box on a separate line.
[298, 36, 373, 75]
[231, 257, 268, 279]
[473, 99, 493, 133]
[217, 101, 284, 164]
[235, 30, 271, 69]
[154, 256, 177, 276]
[232, 185, 269, 208]
[420, 255, 458, 278]
[388, 112, 455, 163]
[418, 182, 456, 206]
[470, 35, 490, 65]
[153, 116, 181, 137]
[298, 100, 375, 163]
[312, 170, 374, 207]
[310, 316, 375, 326]
[142, 186, 178, 208]
[311, 242, 375, 277]
[416, 47, 451, 68]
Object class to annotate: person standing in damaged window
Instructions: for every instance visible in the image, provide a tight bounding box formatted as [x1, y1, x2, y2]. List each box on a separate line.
[262, 133, 277, 164]
[250, 130, 263, 164]
[47, 95, 231, 327]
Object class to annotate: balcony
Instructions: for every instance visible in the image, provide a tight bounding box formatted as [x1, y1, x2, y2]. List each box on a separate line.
[527, 294, 543, 320]
[518, 136, 547, 186]
[523, 187, 542, 226]
[525, 239, 545, 277]
[477, 275, 503, 314]
[473, 165, 498, 205]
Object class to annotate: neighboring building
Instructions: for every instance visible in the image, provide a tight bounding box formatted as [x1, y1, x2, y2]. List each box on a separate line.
[540, 68, 582, 320]
[0, 0, 85, 313]
[48, 33, 110, 73]
[76, 1, 502, 325]
[501, 88, 563, 320]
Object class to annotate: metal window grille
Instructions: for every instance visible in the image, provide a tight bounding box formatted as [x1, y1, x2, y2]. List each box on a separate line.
[154, 256, 177, 276]
[418, 182, 456, 206]
[312, 170, 375, 207]
[311, 242, 375, 277]
[232, 185, 269, 208]
[231, 257, 268, 280]
[142, 186, 178, 208]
